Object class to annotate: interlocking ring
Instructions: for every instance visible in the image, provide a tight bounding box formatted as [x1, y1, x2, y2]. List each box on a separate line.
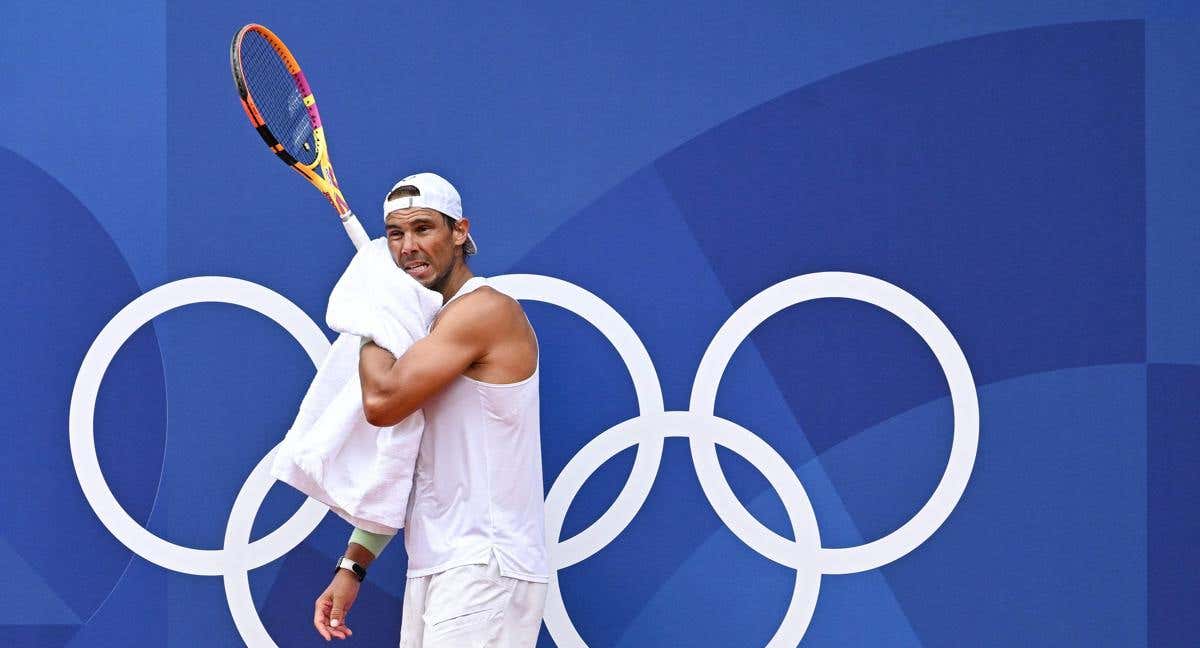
[69, 277, 331, 646]
[71, 272, 977, 647]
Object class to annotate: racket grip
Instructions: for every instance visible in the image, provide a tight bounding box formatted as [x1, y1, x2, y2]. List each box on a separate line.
[341, 211, 371, 250]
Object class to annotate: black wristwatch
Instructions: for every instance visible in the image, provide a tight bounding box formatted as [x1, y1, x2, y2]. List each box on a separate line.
[334, 556, 367, 582]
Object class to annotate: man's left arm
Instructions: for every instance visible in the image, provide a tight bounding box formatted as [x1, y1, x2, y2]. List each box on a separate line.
[358, 296, 492, 427]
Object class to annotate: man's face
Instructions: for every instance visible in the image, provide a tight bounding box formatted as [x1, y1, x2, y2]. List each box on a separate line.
[385, 207, 466, 292]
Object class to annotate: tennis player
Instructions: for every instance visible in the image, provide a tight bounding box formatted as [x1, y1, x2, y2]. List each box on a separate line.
[312, 173, 549, 646]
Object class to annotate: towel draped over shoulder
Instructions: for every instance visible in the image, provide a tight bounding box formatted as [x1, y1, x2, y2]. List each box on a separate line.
[269, 237, 443, 534]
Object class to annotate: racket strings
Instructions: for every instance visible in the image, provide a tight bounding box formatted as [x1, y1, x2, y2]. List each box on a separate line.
[238, 31, 319, 166]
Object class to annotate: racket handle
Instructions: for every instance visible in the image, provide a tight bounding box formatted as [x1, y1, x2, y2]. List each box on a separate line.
[340, 211, 371, 250]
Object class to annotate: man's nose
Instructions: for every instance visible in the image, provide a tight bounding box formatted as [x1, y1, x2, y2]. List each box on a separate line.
[400, 233, 418, 255]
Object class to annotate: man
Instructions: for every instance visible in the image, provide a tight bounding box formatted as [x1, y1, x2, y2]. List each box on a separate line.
[312, 173, 548, 646]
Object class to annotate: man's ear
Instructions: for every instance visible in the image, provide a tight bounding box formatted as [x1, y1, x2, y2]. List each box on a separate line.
[454, 218, 470, 247]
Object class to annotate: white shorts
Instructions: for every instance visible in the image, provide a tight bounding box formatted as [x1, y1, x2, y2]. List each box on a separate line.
[398, 554, 548, 648]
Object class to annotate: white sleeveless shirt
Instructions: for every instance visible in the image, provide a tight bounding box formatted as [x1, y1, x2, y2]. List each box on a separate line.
[403, 277, 549, 582]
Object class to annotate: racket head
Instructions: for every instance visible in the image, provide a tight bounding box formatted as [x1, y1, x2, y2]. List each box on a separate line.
[230, 24, 328, 174]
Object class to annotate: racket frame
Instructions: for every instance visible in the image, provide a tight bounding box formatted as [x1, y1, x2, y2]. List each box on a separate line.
[231, 24, 369, 248]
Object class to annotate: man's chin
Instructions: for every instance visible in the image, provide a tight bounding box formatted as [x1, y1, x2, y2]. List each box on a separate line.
[418, 272, 442, 290]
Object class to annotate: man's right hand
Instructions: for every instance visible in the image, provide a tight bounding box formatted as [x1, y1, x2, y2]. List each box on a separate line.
[314, 569, 360, 641]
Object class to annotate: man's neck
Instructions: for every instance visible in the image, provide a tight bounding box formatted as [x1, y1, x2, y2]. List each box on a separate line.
[437, 264, 475, 305]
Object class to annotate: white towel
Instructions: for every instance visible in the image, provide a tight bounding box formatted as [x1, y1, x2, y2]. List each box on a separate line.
[269, 237, 443, 534]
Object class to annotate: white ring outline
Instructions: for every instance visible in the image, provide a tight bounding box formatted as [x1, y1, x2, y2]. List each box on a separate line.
[690, 271, 979, 574]
[69, 277, 331, 646]
[488, 274, 665, 566]
[540, 411, 825, 648]
[486, 274, 670, 648]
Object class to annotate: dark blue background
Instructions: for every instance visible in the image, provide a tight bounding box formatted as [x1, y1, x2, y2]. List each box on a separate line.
[2, 1, 1195, 646]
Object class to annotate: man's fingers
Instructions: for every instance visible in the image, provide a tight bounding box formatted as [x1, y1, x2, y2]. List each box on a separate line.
[316, 590, 358, 640]
[313, 614, 332, 640]
[330, 595, 346, 629]
[314, 597, 332, 640]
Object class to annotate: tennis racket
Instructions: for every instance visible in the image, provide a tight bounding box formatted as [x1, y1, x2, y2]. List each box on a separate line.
[230, 23, 370, 250]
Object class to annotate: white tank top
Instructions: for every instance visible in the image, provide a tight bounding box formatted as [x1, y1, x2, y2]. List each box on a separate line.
[403, 277, 549, 582]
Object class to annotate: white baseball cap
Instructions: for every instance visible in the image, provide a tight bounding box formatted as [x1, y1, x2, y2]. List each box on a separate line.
[383, 172, 477, 255]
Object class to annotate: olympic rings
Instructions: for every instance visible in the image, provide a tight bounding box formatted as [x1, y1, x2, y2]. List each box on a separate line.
[70, 271, 977, 647]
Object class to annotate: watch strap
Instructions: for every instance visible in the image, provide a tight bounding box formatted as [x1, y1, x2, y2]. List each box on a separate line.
[335, 556, 366, 582]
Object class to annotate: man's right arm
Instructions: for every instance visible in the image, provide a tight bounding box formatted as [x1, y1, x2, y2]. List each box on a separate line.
[359, 293, 496, 427]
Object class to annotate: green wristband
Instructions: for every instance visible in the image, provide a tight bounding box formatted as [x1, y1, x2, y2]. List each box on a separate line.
[349, 527, 395, 558]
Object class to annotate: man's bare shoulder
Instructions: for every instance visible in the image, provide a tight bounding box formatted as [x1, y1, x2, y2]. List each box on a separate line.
[436, 286, 525, 330]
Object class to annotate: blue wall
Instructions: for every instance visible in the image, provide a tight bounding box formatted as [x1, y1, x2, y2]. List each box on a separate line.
[2, 2, 1195, 646]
